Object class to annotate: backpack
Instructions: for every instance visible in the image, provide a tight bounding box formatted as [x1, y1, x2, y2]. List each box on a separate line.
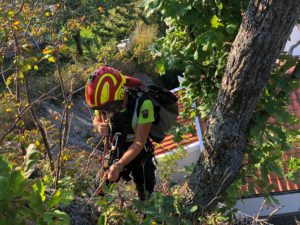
[131, 84, 179, 143]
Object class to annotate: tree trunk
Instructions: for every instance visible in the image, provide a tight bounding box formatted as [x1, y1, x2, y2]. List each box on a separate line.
[72, 31, 83, 56]
[184, 0, 300, 213]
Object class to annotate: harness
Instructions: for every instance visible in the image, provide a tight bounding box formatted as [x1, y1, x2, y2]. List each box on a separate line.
[91, 89, 155, 198]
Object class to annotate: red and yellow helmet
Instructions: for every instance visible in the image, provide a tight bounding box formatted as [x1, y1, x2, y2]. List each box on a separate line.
[85, 66, 126, 109]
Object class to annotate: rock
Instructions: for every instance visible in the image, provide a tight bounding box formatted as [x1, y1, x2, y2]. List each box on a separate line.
[38, 96, 95, 149]
[60, 197, 101, 225]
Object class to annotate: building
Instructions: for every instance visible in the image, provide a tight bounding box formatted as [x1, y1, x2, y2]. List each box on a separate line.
[153, 81, 300, 224]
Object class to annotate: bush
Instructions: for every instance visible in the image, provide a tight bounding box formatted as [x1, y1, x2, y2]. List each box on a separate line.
[0, 146, 72, 225]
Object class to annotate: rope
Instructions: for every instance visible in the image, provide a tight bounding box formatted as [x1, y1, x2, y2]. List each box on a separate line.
[89, 171, 108, 201]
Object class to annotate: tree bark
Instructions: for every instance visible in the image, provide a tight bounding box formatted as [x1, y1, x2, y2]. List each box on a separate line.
[184, 0, 300, 213]
[72, 31, 83, 56]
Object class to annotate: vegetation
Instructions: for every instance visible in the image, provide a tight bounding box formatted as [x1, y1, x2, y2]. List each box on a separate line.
[144, 0, 300, 211]
[1, 0, 300, 224]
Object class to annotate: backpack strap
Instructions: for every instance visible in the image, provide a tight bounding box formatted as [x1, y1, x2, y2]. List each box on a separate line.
[132, 93, 160, 135]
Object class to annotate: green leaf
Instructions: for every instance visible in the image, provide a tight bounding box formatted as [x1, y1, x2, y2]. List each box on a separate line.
[27, 144, 40, 160]
[155, 60, 166, 75]
[59, 190, 74, 205]
[0, 55, 4, 66]
[216, 2, 223, 11]
[9, 169, 24, 192]
[0, 157, 11, 175]
[125, 210, 139, 225]
[33, 180, 46, 202]
[260, 162, 268, 180]
[8, 10, 15, 16]
[98, 215, 106, 225]
[211, 15, 220, 28]
[53, 210, 70, 224]
[131, 198, 143, 210]
[270, 163, 284, 177]
[193, 50, 199, 60]
[190, 205, 198, 213]
[43, 210, 70, 225]
[29, 191, 44, 209]
[24, 159, 37, 172]
[0, 176, 9, 200]
[226, 24, 237, 34]
[43, 212, 54, 225]
[47, 190, 61, 208]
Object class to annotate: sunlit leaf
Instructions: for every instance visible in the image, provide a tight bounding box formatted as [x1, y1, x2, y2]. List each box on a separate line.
[23, 3, 30, 13]
[19, 72, 24, 79]
[47, 190, 61, 208]
[216, 2, 223, 11]
[48, 56, 56, 63]
[211, 15, 221, 28]
[98, 6, 104, 13]
[42, 48, 55, 55]
[45, 11, 51, 17]
[155, 60, 166, 75]
[8, 10, 14, 16]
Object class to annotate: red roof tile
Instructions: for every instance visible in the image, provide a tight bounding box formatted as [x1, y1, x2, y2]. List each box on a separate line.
[156, 81, 300, 194]
[153, 90, 199, 155]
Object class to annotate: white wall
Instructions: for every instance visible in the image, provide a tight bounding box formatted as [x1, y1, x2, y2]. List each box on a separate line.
[156, 142, 202, 183]
[235, 192, 300, 217]
[157, 141, 300, 217]
[284, 26, 300, 56]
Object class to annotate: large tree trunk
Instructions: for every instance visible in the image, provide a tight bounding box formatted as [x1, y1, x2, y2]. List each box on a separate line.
[184, 0, 300, 212]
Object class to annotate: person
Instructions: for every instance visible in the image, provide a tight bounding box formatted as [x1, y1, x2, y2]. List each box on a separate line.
[85, 65, 156, 200]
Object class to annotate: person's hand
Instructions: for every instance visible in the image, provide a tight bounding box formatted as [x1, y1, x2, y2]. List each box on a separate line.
[93, 121, 109, 136]
[107, 164, 120, 182]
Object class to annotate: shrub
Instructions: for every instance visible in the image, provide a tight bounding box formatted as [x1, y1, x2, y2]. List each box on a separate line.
[0, 146, 72, 225]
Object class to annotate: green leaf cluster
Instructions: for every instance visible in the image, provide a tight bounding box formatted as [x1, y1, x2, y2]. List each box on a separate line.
[143, 0, 300, 210]
[0, 155, 71, 225]
[144, 0, 247, 118]
[224, 56, 300, 207]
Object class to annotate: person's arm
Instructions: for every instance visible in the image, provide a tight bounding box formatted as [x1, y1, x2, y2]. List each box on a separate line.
[107, 98, 155, 182]
[108, 122, 152, 182]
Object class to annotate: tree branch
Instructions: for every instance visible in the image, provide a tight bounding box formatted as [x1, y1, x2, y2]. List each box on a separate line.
[0, 86, 60, 144]
[288, 40, 300, 55]
[15, 0, 25, 16]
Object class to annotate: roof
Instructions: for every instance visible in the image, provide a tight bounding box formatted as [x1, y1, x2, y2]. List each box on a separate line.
[153, 90, 199, 155]
[269, 212, 300, 225]
[243, 157, 300, 194]
[156, 83, 300, 195]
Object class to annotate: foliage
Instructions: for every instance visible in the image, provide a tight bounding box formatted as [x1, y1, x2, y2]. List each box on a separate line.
[143, 0, 248, 113]
[143, 0, 300, 213]
[94, 182, 193, 225]
[95, 181, 236, 225]
[0, 150, 72, 225]
[156, 146, 188, 183]
[1, 0, 300, 223]
[225, 56, 300, 206]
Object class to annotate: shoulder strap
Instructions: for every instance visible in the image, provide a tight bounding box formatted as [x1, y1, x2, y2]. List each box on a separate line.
[136, 94, 149, 118]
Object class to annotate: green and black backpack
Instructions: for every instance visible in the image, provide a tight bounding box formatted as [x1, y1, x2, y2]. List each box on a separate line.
[131, 84, 179, 143]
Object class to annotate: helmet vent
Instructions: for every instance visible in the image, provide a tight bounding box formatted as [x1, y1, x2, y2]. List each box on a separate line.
[89, 74, 96, 82]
